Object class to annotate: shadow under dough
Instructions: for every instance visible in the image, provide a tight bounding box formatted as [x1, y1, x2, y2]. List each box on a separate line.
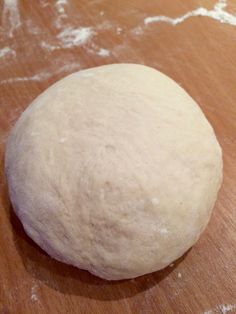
[9, 204, 188, 301]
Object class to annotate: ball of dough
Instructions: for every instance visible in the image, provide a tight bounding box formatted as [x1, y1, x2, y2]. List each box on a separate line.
[5, 64, 222, 280]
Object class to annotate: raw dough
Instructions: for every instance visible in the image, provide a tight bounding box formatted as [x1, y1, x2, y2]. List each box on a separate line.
[5, 64, 223, 280]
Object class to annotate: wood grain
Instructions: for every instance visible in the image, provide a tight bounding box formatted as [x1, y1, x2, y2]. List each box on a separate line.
[0, 0, 236, 313]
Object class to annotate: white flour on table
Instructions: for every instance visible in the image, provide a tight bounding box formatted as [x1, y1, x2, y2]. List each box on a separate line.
[57, 26, 95, 48]
[203, 303, 236, 314]
[144, 0, 236, 27]
[97, 48, 110, 57]
[1, 0, 236, 85]
[0, 47, 16, 58]
[55, 0, 68, 14]
[0, 62, 81, 85]
[31, 284, 39, 303]
[2, 0, 21, 37]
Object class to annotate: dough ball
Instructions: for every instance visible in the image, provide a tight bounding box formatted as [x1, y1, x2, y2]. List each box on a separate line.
[5, 64, 222, 280]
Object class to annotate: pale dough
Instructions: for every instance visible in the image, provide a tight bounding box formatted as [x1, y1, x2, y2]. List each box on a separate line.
[5, 64, 223, 280]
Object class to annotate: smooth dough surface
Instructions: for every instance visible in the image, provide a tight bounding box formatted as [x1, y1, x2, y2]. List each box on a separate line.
[5, 64, 222, 280]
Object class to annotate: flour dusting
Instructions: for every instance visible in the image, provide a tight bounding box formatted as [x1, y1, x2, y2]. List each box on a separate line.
[31, 285, 39, 302]
[54, 0, 68, 28]
[59, 62, 81, 73]
[132, 26, 144, 35]
[144, 0, 236, 27]
[1, 72, 51, 84]
[42, 39, 108, 57]
[0, 62, 80, 85]
[56, 0, 68, 14]
[41, 41, 61, 52]
[219, 304, 236, 314]
[2, 0, 21, 37]
[57, 27, 94, 48]
[26, 19, 42, 35]
[214, 0, 227, 11]
[97, 48, 110, 57]
[203, 304, 236, 314]
[0, 47, 16, 58]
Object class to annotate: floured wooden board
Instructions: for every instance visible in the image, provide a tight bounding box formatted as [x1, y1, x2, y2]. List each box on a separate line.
[0, 1, 236, 313]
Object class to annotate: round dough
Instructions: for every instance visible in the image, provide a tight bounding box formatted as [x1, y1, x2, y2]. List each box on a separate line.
[5, 64, 222, 280]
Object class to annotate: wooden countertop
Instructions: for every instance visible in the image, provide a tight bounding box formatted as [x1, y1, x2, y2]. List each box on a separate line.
[0, 0, 236, 313]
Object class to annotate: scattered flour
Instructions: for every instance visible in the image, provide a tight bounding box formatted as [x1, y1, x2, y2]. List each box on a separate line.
[40, 41, 61, 52]
[2, 0, 21, 37]
[96, 20, 114, 31]
[1, 72, 51, 84]
[2, 0, 236, 92]
[0, 62, 80, 84]
[0, 47, 16, 58]
[31, 284, 39, 302]
[41, 40, 109, 58]
[26, 19, 42, 35]
[215, 0, 227, 10]
[177, 272, 182, 278]
[54, 0, 68, 28]
[144, 0, 236, 27]
[56, 0, 68, 14]
[97, 48, 110, 57]
[219, 304, 236, 314]
[57, 27, 95, 48]
[132, 26, 144, 35]
[59, 62, 81, 73]
[203, 304, 236, 314]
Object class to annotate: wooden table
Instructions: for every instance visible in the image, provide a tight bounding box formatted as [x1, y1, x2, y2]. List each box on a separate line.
[0, 0, 236, 313]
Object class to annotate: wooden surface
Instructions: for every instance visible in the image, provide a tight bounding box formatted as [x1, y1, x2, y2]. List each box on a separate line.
[0, 0, 236, 313]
